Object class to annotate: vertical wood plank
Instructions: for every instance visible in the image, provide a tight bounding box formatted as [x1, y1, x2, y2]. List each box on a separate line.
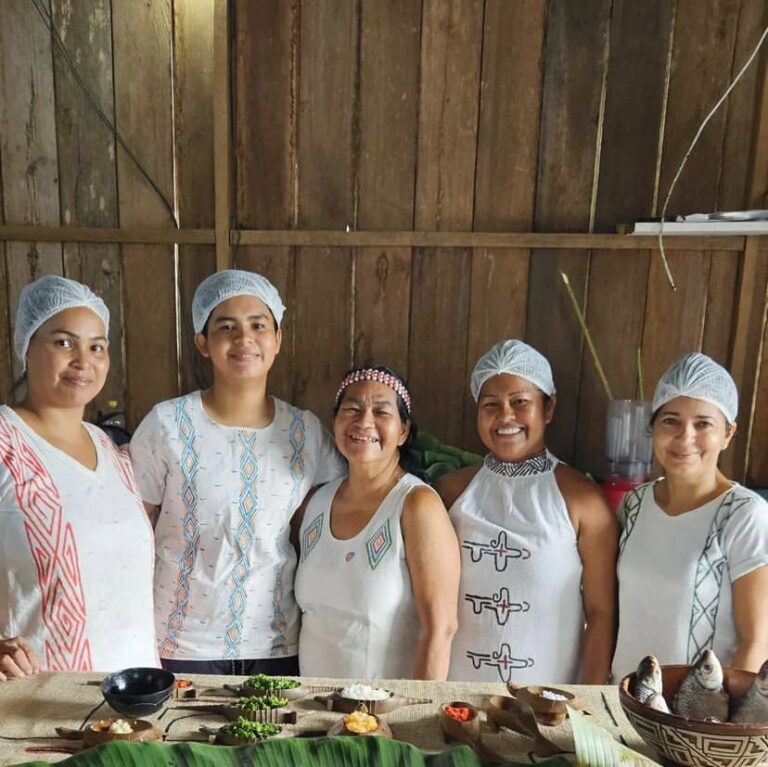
[659, 0, 741, 214]
[528, 0, 611, 462]
[51, 0, 124, 419]
[746, 2, 768, 209]
[410, 0, 483, 446]
[702, 252, 740, 365]
[213, 0, 231, 271]
[465, 0, 546, 450]
[112, 0, 178, 429]
[234, 0, 298, 401]
[641, 251, 711, 390]
[175, 0, 215, 393]
[719, 0, 767, 210]
[574, 0, 673, 477]
[234, 0, 297, 230]
[0, 0, 63, 382]
[408, 248, 471, 446]
[295, 0, 357, 421]
[729, 238, 768, 483]
[354, 0, 420, 379]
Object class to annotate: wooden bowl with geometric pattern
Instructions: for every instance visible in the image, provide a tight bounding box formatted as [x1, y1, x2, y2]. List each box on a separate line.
[619, 665, 768, 767]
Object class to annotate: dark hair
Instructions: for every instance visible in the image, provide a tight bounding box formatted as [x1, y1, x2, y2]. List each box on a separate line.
[334, 363, 424, 479]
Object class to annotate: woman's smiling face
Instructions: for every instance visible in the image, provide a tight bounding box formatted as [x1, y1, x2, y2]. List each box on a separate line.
[476, 374, 554, 462]
[652, 396, 735, 479]
[333, 381, 409, 466]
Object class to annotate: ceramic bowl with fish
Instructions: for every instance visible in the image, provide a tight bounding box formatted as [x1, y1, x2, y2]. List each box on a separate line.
[620, 664, 768, 767]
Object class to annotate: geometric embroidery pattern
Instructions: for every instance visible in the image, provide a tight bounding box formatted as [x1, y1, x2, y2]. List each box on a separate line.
[223, 431, 259, 659]
[618, 483, 650, 557]
[366, 519, 392, 570]
[485, 451, 553, 478]
[269, 408, 307, 656]
[462, 530, 531, 572]
[0, 417, 93, 671]
[464, 587, 530, 626]
[301, 513, 323, 562]
[687, 490, 749, 663]
[159, 398, 201, 658]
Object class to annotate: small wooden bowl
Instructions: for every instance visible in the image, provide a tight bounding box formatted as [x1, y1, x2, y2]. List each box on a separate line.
[619, 665, 768, 767]
[207, 724, 288, 746]
[508, 684, 575, 726]
[439, 700, 481, 745]
[82, 718, 162, 748]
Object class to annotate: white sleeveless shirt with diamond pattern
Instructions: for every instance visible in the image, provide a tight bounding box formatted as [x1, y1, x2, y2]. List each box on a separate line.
[295, 473, 428, 679]
[448, 451, 584, 684]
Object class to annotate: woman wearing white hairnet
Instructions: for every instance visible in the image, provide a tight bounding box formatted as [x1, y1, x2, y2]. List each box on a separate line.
[611, 353, 768, 680]
[0, 276, 157, 680]
[130, 270, 343, 676]
[438, 340, 618, 684]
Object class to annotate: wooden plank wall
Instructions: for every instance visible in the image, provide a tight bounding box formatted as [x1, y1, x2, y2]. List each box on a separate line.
[1, 0, 768, 485]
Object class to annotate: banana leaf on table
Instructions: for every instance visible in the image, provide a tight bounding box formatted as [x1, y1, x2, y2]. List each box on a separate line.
[12, 737, 572, 767]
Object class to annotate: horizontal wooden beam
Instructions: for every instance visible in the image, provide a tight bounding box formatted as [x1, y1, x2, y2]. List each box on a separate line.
[0, 224, 757, 251]
[0, 225, 215, 244]
[234, 229, 750, 251]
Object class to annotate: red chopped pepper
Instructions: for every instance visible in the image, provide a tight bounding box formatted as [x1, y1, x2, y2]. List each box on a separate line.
[175, 679, 193, 688]
[444, 704, 473, 722]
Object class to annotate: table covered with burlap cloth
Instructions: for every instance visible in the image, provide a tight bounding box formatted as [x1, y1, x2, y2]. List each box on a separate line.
[0, 673, 653, 765]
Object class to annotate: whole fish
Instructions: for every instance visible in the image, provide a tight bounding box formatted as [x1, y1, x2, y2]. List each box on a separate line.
[633, 656, 670, 713]
[673, 650, 729, 722]
[730, 659, 768, 723]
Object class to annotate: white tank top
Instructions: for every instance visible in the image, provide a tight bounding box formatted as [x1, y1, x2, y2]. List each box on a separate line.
[295, 473, 427, 679]
[449, 451, 584, 684]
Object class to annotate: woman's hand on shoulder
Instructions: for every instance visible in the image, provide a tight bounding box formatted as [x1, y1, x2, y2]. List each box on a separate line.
[435, 464, 481, 512]
[0, 637, 40, 681]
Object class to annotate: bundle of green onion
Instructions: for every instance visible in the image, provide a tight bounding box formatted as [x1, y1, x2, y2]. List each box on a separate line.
[220, 717, 282, 742]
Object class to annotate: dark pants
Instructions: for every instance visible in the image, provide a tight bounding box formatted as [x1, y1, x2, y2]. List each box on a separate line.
[160, 656, 299, 676]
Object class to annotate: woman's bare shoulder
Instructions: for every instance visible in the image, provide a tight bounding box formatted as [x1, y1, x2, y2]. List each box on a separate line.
[435, 464, 482, 510]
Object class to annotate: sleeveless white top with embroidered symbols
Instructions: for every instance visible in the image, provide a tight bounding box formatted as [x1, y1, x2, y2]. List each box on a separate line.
[448, 450, 584, 684]
[295, 473, 429, 679]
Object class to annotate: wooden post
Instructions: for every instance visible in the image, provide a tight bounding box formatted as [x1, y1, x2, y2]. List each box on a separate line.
[214, 0, 232, 270]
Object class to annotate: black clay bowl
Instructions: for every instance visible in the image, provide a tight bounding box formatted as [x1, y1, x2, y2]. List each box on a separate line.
[101, 667, 175, 716]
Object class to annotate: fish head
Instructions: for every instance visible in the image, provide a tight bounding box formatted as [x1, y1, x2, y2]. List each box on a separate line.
[694, 650, 724, 690]
[636, 656, 663, 691]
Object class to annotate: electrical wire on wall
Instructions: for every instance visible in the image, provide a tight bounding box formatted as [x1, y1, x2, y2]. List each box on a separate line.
[657, 22, 768, 292]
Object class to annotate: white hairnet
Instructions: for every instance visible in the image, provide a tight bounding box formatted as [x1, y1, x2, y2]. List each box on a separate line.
[192, 269, 286, 333]
[14, 275, 110, 371]
[470, 339, 555, 401]
[652, 352, 738, 423]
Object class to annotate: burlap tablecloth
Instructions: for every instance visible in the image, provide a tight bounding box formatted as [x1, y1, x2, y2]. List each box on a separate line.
[0, 673, 653, 765]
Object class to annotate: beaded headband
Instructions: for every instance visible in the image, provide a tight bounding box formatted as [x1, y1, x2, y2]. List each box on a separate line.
[335, 369, 412, 415]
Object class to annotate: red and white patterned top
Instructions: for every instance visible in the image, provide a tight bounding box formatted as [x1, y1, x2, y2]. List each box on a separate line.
[0, 406, 157, 672]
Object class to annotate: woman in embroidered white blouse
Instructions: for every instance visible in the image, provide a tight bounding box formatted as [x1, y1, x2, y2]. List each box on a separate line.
[612, 353, 768, 680]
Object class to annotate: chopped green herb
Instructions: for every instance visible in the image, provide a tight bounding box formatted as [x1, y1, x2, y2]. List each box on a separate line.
[234, 695, 288, 711]
[244, 674, 300, 691]
[221, 717, 282, 741]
